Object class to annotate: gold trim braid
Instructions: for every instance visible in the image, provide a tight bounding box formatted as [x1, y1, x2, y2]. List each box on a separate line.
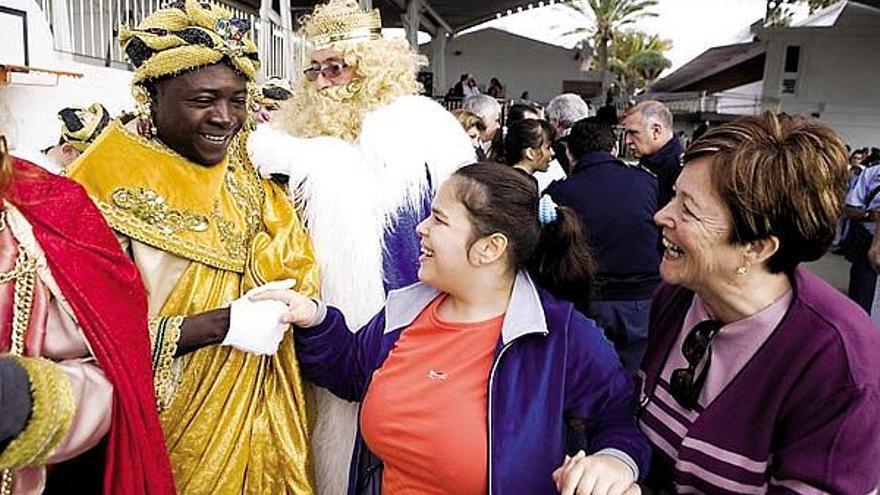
[0, 357, 76, 470]
[0, 249, 38, 356]
[68, 120, 263, 273]
[0, 240, 74, 489]
[148, 316, 183, 411]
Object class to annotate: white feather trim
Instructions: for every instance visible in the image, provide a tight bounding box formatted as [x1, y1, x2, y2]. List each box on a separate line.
[358, 95, 476, 215]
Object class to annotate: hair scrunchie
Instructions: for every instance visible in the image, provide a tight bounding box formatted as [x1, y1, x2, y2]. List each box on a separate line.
[538, 194, 559, 225]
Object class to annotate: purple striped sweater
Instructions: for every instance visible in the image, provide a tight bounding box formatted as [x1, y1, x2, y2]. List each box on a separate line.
[639, 268, 880, 494]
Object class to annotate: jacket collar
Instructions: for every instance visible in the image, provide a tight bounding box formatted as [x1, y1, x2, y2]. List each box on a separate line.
[384, 270, 549, 344]
[572, 151, 622, 173]
[641, 136, 683, 171]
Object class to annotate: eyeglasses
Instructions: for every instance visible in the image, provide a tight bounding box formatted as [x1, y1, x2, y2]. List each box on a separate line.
[302, 61, 349, 81]
[669, 319, 722, 410]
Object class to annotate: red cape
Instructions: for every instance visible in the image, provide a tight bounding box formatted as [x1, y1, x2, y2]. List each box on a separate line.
[6, 158, 175, 494]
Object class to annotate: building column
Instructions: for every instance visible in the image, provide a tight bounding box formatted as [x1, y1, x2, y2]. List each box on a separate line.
[402, 0, 421, 50]
[50, 0, 72, 52]
[278, 0, 297, 81]
[431, 27, 447, 96]
[258, 0, 272, 77]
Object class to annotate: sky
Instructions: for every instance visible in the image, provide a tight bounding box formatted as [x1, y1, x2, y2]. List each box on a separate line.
[468, 0, 807, 73]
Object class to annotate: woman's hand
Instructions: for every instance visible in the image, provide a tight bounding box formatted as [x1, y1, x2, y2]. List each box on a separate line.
[552, 451, 640, 495]
[250, 285, 319, 327]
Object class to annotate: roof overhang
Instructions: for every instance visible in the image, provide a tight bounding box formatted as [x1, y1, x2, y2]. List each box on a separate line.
[652, 41, 766, 93]
[287, 0, 560, 36]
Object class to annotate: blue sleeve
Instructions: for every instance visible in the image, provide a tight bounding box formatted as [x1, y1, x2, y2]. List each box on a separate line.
[846, 167, 877, 207]
[293, 307, 386, 402]
[563, 311, 651, 479]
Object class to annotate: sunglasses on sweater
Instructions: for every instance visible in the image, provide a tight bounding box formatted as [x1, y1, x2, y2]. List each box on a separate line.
[670, 319, 723, 410]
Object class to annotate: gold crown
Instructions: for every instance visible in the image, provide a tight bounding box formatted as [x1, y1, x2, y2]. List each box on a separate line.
[302, 0, 382, 48]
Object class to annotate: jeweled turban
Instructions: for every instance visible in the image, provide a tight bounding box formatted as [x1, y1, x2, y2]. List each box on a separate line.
[119, 0, 260, 84]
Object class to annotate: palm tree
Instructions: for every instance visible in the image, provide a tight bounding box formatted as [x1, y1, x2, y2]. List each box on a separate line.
[627, 51, 672, 91]
[561, 0, 659, 93]
[608, 29, 672, 98]
[765, 0, 838, 26]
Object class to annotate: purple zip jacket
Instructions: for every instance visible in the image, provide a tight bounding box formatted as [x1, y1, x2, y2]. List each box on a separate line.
[294, 271, 651, 495]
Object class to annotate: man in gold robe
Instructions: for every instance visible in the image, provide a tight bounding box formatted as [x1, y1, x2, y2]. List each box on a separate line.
[67, 1, 318, 493]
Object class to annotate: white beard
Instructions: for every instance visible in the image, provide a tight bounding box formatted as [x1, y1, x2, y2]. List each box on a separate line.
[248, 95, 475, 495]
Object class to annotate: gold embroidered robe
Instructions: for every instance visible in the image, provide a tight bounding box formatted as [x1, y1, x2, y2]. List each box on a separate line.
[67, 121, 318, 494]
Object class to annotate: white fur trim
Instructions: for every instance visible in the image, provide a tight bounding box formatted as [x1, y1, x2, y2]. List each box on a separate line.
[358, 95, 476, 215]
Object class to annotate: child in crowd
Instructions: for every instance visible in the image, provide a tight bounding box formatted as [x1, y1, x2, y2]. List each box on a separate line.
[255, 163, 649, 495]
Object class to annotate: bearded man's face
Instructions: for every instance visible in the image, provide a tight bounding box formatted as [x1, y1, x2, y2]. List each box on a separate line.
[305, 49, 356, 90]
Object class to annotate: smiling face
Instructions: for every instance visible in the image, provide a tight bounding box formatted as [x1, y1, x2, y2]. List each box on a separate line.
[151, 63, 248, 166]
[530, 137, 555, 172]
[415, 178, 483, 292]
[654, 157, 744, 293]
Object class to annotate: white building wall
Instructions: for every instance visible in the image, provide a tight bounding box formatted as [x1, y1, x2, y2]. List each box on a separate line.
[761, 3, 880, 147]
[0, 0, 132, 152]
[716, 80, 764, 115]
[423, 28, 595, 104]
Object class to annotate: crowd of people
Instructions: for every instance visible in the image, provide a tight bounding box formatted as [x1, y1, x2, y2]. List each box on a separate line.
[1, 0, 879, 494]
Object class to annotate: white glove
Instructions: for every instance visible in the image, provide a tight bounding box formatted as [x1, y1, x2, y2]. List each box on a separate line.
[223, 279, 296, 355]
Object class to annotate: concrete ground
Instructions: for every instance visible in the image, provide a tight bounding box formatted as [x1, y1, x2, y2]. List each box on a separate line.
[803, 252, 850, 293]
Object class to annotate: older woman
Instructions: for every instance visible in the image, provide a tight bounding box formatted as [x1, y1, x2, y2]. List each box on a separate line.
[557, 111, 880, 494]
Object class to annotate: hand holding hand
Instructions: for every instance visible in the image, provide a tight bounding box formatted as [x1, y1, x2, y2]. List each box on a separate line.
[552, 451, 640, 495]
[249, 284, 319, 327]
[222, 279, 296, 355]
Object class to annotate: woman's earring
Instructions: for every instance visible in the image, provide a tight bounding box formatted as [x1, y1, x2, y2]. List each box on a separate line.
[736, 255, 751, 276]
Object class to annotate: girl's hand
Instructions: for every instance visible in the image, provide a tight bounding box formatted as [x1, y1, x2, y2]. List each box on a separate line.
[552, 451, 640, 495]
[250, 286, 319, 327]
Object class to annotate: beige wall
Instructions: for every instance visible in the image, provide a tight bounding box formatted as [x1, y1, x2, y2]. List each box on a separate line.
[760, 3, 880, 147]
[423, 28, 598, 104]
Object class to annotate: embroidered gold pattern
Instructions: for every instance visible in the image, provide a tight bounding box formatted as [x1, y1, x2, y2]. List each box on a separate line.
[94, 198, 245, 272]
[110, 187, 210, 235]
[212, 138, 265, 259]
[148, 316, 183, 411]
[212, 203, 249, 260]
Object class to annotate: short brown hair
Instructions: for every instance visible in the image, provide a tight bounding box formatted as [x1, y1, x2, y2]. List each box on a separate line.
[684, 111, 847, 273]
[451, 109, 486, 133]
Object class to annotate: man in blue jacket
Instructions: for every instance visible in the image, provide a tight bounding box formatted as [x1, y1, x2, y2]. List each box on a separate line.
[621, 100, 683, 210]
[547, 118, 660, 371]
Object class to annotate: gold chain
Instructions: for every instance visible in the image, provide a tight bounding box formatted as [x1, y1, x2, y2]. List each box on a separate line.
[0, 470, 10, 495]
[0, 245, 38, 493]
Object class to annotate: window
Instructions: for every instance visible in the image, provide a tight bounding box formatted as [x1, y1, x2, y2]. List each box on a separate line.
[784, 45, 800, 73]
[0, 6, 28, 66]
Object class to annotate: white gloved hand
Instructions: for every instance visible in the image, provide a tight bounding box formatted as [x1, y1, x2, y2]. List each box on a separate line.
[223, 279, 296, 356]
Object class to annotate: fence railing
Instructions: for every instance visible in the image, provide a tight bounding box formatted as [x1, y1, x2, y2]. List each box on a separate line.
[33, 0, 298, 79]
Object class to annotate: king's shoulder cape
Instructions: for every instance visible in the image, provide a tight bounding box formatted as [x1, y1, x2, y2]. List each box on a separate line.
[68, 120, 264, 273]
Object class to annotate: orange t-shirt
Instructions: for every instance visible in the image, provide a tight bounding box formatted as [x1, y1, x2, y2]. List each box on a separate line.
[360, 294, 504, 495]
